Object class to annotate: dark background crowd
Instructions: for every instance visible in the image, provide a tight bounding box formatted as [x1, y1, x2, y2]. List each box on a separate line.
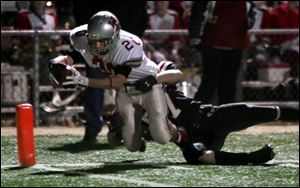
[1, 1, 299, 129]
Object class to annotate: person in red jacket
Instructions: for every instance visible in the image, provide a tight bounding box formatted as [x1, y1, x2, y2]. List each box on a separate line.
[15, 1, 57, 30]
[269, 1, 299, 45]
[189, 1, 255, 105]
[14, 1, 61, 98]
[269, 2, 299, 91]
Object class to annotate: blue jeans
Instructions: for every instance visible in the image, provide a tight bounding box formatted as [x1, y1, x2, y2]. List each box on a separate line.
[84, 65, 106, 138]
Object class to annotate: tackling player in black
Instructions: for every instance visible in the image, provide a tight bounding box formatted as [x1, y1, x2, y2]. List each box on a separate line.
[108, 61, 299, 165]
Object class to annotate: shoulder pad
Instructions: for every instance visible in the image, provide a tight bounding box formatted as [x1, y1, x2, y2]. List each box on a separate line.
[158, 61, 176, 71]
[70, 24, 87, 38]
[74, 30, 87, 37]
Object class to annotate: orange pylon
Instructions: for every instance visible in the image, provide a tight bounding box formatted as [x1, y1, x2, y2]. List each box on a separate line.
[16, 103, 36, 167]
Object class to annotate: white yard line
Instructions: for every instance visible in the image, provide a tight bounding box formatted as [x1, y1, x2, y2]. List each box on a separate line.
[0, 162, 187, 186]
[0, 163, 178, 187]
[2, 159, 298, 186]
[1, 165, 20, 170]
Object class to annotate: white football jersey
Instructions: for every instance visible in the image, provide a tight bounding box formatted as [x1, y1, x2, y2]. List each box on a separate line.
[70, 24, 159, 83]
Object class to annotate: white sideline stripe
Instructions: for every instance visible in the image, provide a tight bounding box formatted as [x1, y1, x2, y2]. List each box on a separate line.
[268, 160, 299, 168]
[33, 164, 179, 187]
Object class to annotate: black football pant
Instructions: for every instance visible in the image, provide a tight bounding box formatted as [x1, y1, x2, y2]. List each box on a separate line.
[187, 103, 298, 150]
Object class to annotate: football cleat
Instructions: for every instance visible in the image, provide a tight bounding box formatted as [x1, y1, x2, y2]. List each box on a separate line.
[249, 144, 275, 164]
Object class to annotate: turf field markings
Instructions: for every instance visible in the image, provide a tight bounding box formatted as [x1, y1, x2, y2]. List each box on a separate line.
[49, 163, 105, 167]
[1, 165, 20, 170]
[268, 159, 299, 168]
[1, 162, 191, 169]
[48, 162, 193, 170]
[169, 166, 193, 170]
[33, 164, 179, 187]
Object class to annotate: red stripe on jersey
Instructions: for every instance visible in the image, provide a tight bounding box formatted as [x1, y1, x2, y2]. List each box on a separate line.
[159, 61, 166, 71]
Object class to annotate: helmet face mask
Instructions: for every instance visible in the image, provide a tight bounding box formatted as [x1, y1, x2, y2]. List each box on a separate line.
[87, 11, 121, 56]
[87, 38, 113, 56]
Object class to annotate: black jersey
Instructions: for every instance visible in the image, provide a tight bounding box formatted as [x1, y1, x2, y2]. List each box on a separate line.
[158, 61, 204, 136]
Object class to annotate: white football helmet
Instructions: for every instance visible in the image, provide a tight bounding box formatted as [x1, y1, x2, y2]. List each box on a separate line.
[87, 11, 121, 56]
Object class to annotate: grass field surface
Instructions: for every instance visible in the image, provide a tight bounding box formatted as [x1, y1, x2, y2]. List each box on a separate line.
[1, 132, 299, 187]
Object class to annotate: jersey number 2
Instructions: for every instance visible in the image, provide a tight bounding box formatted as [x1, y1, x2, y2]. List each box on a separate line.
[122, 38, 141, 51]
[122, 41, 134, 51]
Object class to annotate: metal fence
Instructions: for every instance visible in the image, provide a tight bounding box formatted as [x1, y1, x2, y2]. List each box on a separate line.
[1, 29, 299, 126]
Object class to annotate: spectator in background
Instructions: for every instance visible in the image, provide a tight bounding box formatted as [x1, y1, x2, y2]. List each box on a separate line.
[189, 1, 255, 105]
[269, 1, 299, 98]
[14, 1, 59, 84]
[15, 1, 57, 30]
[269, 1, 299, 45]
[55, 1, 76, 30]
[271, 1, 299, 77]
[169, 1, 193, 29]
[73, 1, 148, 38]
[251, 1, 273, 42]
[147, 1, 181, 45]
[71, 1, 148, 142]
[145, 1, 183, 65]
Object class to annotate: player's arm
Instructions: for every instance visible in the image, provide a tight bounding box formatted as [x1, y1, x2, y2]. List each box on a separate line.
[88, 64, 132, 89]
[155, 69, 184, 84]
[63, 64, 131, 89]
[50, 55, 74, 65]
[135, 63, 184, 92]
[88, 74, 126, 89]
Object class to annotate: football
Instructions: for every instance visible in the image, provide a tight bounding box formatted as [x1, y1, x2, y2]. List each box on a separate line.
[48, 60, 73, 88]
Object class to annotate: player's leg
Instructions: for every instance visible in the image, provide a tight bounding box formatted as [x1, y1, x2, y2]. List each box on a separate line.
[115, 92, 144, 152]
[83, 66, 105, 141]
[207, 103, 298, 133]
[275, 104, 299, 121]
[180, 141, 275, 165]
[194, 47, 221, 103]
[143, 85, 171, 144]
[107, 109, 124, 148]
[217, 49, 242, 104]
[213, 144, 275, 165]
[208, 132, 228, 150]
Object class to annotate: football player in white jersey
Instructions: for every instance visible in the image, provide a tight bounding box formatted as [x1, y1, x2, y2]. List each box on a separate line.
[49, 11, 172, 152]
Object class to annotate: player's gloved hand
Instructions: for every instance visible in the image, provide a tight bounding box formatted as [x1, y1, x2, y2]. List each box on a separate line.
[135, 75, 157, 93]
[63, 65, 89, 87]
